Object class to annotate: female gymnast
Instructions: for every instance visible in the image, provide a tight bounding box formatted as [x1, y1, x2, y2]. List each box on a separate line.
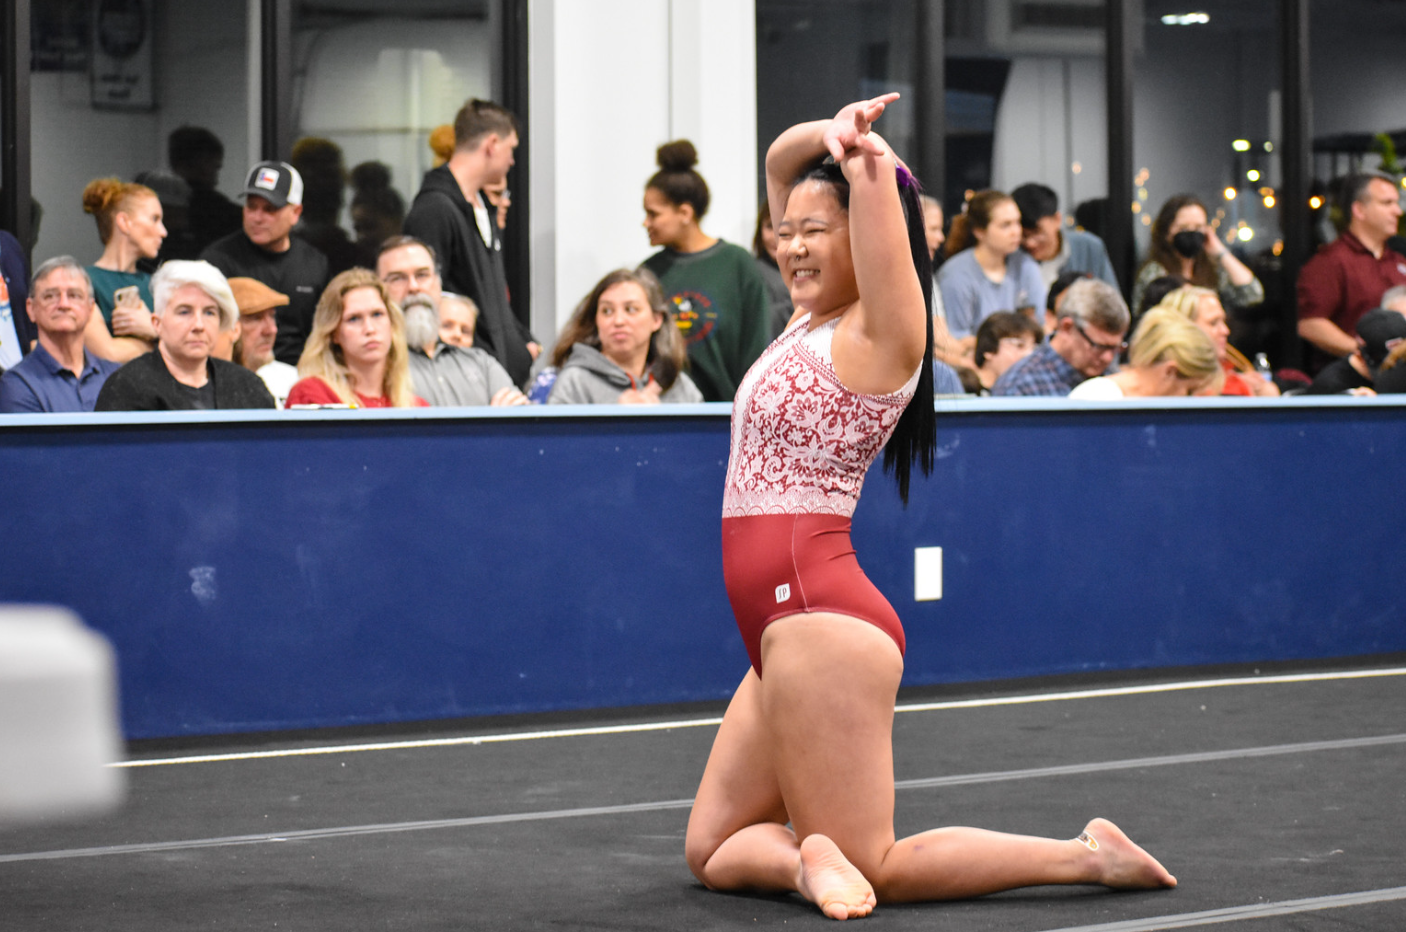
[684, 95, 1178, 921]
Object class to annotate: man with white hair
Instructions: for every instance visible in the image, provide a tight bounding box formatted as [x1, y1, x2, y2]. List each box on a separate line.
[0, 257, 121, 412]
[95, 260, 275, 410]
[376, 236, 525, 406]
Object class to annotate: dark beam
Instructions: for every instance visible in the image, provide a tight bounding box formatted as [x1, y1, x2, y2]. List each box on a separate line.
[261, 0, 293, 161]
[915, 0, 945, 203]
[500, 0, 530, 332]
[1, 0, 33, 256]
[1279, 0, 1311, 369]
[1105, 0, 1135, 298]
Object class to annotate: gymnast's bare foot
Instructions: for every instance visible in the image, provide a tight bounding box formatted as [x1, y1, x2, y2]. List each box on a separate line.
[1080, 818, 1178, 889]
[797, 834, 876, 920]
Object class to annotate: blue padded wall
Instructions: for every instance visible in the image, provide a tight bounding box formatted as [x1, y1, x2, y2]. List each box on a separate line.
[2, 398, 1402, 739]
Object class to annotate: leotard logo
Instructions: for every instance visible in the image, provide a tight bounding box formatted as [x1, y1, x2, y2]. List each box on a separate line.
[775, 583, 791, 603]
[670, 290, 718, 345]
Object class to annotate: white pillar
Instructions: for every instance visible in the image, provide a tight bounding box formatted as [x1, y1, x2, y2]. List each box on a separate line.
[530, 0, 757, 350]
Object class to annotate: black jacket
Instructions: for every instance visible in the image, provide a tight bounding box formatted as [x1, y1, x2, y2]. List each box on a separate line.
[403, 166, 534, 386]
[94, 351, 276, 411]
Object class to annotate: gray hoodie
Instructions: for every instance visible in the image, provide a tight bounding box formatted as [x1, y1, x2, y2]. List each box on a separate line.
[546, 344, 703, 405]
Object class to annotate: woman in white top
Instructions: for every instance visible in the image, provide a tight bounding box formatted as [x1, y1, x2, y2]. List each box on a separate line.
[1069, 308, 1220, 399]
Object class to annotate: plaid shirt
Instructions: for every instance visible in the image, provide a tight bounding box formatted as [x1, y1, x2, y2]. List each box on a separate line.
[992, 342, 1086, 397]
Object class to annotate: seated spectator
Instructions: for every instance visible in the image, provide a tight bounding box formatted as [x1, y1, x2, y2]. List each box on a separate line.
[1304, 307, 1406, 395]
[95, 261, 275, 411]
[0, 257, 121, 412]
[401, 290, 526, 407]
[168, 126, 242, 255]
[1010, 182, 1118, 289]
[937, 189, 1046, 341]
[547, 268, 702, 405]
[1068, 308, 1219, 399]
[1, 228, 33, 369]
[1374, 339, 1406, 394]
[751, 201, 793, 338]
[1152, 286, 1279, 397]
[993, 278, 1129, 396]
[228, 277, 298, 406]
[438, 293, 478, 349]
[921, 194, 946, 267]
[971, 311, 1043, 395]
[1045, 269, 1092, 336]
[1297, 172, 1406, 373]
[1131, 194, 1263, 319]
[287, 269, 426, 408]
[1136, 273, 1188, 325]
[81, 178, 166, 362]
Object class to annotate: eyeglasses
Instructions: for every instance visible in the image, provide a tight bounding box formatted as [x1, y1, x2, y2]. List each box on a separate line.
[35, 288, 90, 305]
[1072, 320, 1127, 355]
[383, 269, 436, 287]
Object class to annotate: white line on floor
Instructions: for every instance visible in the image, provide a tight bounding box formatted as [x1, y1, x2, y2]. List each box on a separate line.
[1033, 885, 1406, 931]
[12, 732, 1398, 865]
[115, 666, 1406, 768]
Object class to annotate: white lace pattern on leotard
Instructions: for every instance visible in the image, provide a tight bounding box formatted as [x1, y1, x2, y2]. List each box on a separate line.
[722, 314, 919, 518]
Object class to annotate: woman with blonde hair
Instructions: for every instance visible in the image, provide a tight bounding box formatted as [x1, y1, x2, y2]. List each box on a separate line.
[546, 268, 702, 404]
[81, 177, 168, 361]
[286, 268, 425, 408]
[1152, 285, 1279, 396]
[1068, 307, 1220, 398]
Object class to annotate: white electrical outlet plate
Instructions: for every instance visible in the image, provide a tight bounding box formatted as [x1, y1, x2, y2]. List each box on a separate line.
[914, 547, 943, 601]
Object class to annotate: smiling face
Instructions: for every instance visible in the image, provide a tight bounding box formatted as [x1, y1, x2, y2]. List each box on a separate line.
[119, 194, 168, 260]
[156, 283, 223, 368]
[776, 180, 856, 314]
[1020, 214, 1062, 262]
[595, 281, 661, 371]
[1191, 294, 1231, 361]
[334, 286, 393, 370]
[643, 188, 693, 249]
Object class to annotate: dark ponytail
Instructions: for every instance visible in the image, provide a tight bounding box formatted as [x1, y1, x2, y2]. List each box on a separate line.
[793, 160, 936, 505]
[883, 171, 936, 505]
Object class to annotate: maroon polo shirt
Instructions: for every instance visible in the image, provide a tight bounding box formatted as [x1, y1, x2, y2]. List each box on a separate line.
[1297, 231, 1406, 336]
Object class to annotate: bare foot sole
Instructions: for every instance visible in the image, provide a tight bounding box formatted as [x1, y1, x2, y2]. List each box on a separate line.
[1082, 817, 1178, 889]
[797, 834, 877, 920]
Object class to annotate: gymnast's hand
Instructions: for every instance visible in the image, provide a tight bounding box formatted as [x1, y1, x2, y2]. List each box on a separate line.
[823, 94, 898, 162]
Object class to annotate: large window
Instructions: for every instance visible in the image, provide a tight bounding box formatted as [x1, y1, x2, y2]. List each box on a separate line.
[28, 0, 254, 265]
[289, 0, 500, 273]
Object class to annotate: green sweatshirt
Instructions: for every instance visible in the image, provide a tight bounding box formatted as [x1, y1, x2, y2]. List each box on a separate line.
[641, 239, 772, 402]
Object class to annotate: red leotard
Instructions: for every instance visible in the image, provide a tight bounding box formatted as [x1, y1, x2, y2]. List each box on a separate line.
[721, 314, 919, 675]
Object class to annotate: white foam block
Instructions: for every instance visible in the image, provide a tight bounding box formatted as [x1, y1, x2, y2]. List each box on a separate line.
[914, 547, 943, 602]
[0, 605, 126, 825]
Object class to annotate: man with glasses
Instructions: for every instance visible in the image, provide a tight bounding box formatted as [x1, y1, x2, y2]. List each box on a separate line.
[993, 278, 1130, 396]
[0, 257, 120, 412]
[376, 236, 526, 407]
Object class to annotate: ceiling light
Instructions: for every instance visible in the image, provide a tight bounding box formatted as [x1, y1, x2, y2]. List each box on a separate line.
[1162, 12, 1210, 26]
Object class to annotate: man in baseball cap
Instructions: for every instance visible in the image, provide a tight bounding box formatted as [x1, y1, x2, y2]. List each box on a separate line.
[1305, 306, 1406, 394]
[200, 159, 328, 367]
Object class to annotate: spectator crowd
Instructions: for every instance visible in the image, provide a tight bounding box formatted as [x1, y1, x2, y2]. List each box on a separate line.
[3, 96, 1405, 414]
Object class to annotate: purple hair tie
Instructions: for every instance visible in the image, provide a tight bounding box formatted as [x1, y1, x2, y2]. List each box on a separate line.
[895, 164, 920, 192]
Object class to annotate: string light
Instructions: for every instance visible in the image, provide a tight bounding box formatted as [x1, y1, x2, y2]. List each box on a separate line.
[1224, 187, 1237, 200]
[1232, 139, 1251, 152]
